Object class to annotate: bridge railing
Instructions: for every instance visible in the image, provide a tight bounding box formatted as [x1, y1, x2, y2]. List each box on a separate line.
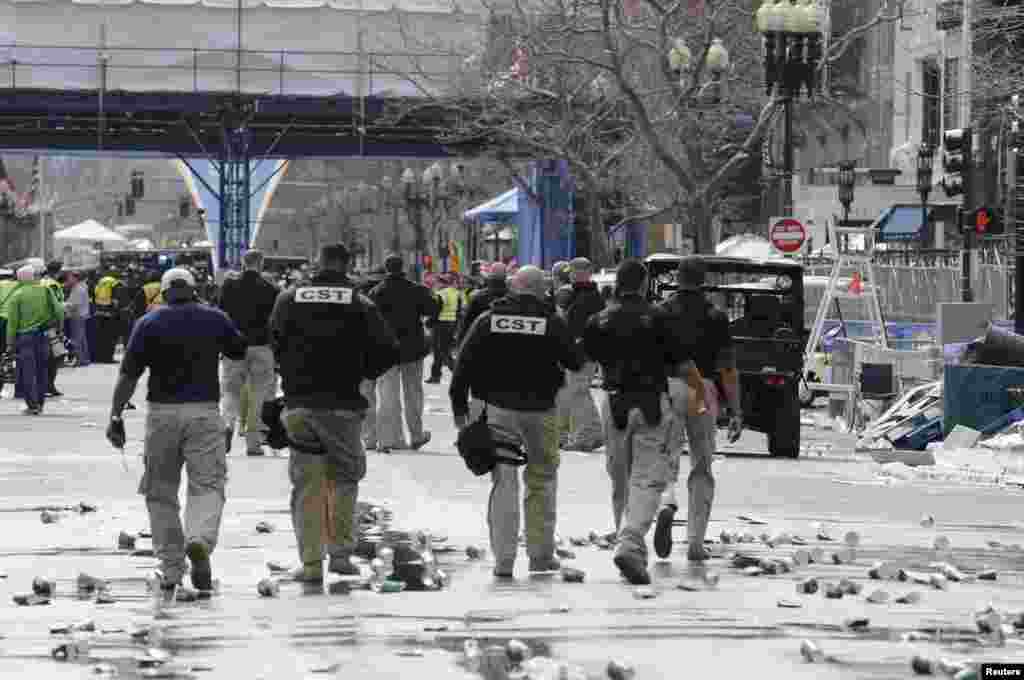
[0, 44, 460, 97]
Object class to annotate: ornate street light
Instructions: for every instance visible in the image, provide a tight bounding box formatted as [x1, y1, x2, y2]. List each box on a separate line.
[756, 0, 823, 98]
[916, 143, 935, 250]
[837, 161, 856, 225]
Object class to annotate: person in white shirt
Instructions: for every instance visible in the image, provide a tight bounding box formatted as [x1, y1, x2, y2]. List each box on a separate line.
[64, 270, 92, 367]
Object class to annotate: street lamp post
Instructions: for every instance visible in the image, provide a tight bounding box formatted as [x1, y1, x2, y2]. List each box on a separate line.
[399, 162, 480, 279]
[916, 144, 935, 268]
[837, 161, 856, 253]
[756, 0, 824, 222]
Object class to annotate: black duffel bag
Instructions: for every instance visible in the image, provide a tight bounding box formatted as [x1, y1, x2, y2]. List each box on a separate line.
[455, 404, 528, 476]
[261, 397, 325, 455]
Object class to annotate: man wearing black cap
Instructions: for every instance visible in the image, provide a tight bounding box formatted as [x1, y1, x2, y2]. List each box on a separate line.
[106, 267, 247, 597]
[583, 258, 698, 585]
[654, 256, 743, 561]
[368, 253, 439, 452]
[270, 244, 399, 583]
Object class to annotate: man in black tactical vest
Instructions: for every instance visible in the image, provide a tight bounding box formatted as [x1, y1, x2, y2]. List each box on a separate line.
[583, 259, 701, 585]
[270, 244, 399, 584]
[450, 265, 583, 579]
[654, 256, 744, 561]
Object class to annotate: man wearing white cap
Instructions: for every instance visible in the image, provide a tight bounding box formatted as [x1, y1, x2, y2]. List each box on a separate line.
[5, 265, 63, 415]
[106, 267, 247, 597]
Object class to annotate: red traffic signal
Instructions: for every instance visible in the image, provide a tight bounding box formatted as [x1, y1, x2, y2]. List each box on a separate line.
[975, 207, 990, 234]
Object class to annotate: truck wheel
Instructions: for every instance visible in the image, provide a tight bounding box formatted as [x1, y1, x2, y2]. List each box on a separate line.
[769, 388, 801, 459]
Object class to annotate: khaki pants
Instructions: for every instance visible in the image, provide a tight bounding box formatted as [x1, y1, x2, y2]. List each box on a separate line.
[561, 361, 604, 448]
[663, 378, 718, 549]
[221, 346, 277, 451]
[139, 402, 227, 585]
[603, 393, 673, 562]
[283, 407, 365, 566]
[378, 360, 426, 448]
[485, 405, 559, 572]
[360, 379, 377, 448]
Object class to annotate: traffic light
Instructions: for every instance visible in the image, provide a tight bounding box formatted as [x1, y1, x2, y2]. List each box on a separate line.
[130, 170, 144, 199]
[940, 127, 972, 200]
[124, 195, 135, 217]
[971, 206, 1003, 235]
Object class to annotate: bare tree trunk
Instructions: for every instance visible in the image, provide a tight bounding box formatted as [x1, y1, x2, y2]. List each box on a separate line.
[586, 183, 611, 266]
[692, 197, 715, 255]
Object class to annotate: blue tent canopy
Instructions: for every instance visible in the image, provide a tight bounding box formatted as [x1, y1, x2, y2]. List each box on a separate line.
[463, 188, 521, 224]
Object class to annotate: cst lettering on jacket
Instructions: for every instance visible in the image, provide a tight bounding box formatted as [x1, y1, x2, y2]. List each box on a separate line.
[490, 314, 547, 335]
[295, 287, 353, 304]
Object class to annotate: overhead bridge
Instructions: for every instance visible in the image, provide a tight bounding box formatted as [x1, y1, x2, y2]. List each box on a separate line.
[0, 0, 489, 266]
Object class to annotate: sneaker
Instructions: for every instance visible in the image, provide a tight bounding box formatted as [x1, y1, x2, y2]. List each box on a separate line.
[22, 406, 40, 416]
[224, 428, 233, 455]
[291, 563, 324, 583]
[654, 505, 677, 559]
[528, 556, 562, 573]
[327, 555, 361, 577]
[125, 402, 136, 411]
[45, 389, 62, 398]
[493, 567, 514, 579]
[424, 377, 441, 384]
[409, 432, 432, 451]
[186, 541, 213, 591]
[613, 552, 651, 585]
[573, 440, 605, 453]
[246, 448, 265, 457]
[378, 446, 393, 454]
[364, 441, 378, 452]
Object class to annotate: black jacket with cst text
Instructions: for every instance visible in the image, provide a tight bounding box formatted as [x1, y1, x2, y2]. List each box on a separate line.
[450, 293, 583, 417]
[583, 292, 686, 395]
[270, 271, 399, 411]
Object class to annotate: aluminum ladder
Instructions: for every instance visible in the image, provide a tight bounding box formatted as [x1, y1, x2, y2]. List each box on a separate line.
[804, 217, 890, 426]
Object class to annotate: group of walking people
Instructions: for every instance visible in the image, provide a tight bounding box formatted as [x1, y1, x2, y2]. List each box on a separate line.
[99, 243, 744, 593]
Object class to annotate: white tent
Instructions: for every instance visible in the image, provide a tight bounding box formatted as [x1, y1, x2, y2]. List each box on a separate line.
[54, 220, 126, 243]
[716, 234, 782, 260]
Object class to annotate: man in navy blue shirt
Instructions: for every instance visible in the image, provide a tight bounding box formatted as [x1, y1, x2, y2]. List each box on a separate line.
[106, 267, 247, 598]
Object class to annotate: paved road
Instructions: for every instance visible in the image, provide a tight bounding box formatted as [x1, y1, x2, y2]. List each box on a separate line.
[1, 365, 1023, 679]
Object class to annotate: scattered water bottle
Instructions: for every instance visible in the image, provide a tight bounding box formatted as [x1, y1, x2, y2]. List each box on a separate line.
[463, 639, 482, 673]
[377, 546, 395, 580]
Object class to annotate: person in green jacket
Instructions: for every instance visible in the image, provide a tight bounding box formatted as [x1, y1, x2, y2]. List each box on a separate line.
[6, 265, 63, 415]
[0, 277, 20, 348]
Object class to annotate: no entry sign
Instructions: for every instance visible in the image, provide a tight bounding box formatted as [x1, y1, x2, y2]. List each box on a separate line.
[769, 217, 807, 254]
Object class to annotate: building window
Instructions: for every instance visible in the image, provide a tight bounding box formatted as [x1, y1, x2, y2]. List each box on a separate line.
[944, 57, 960, 132]
[922, 58, 941, 147]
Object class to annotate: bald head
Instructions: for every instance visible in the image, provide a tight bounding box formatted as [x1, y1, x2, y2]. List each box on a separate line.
[510, 265, 546, 298]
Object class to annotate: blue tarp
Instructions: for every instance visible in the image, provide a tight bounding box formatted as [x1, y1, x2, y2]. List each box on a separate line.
[517, 161, 574, 270]
[876, 205, 931, 243]
[463, 188, 520, 224]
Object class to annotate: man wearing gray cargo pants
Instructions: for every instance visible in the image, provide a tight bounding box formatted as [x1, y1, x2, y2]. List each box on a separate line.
[218, 250, 281, 457]
[450, 266, 583, 578]
[106, 268, 247, 597]
[653, 256, 744, 562]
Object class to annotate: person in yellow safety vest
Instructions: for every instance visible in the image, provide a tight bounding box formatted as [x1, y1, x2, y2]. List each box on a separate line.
[142, 272, 165, 313]
[425, 274, 462, 384]
[93, 270, 122, 363]
[40, 261, 66, 397]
